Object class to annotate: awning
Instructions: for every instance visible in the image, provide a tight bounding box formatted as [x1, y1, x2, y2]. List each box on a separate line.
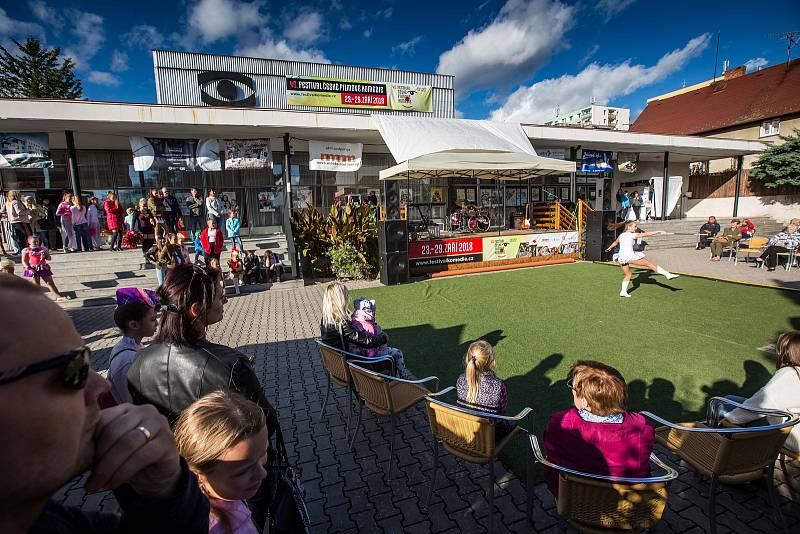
[373, 116, 576, 180]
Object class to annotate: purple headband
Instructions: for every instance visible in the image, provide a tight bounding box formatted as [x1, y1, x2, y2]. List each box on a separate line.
[115, 288, 159, 308]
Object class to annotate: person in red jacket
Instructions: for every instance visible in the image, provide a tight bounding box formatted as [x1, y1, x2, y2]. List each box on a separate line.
[200, 218, 223, 265]
[543, 360, 654, 500]
[103, 192, 126, 251]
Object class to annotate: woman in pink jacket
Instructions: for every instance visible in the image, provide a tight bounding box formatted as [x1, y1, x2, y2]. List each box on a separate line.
[543, 360, 654, 499]
[56, 191, 75, 252]
[104, 192, 125, 251]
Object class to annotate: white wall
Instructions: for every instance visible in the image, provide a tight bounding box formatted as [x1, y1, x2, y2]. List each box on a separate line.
[686, 195, 800, 220]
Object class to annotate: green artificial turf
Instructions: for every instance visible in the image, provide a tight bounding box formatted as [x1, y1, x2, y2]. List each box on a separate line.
[356, 262, 798, 479]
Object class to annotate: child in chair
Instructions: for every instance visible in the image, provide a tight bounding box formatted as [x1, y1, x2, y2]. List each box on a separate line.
[350, 297, 409, 377]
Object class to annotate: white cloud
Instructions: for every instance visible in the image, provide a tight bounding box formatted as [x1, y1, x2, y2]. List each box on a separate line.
[578, 44, 600, 66]
[744, 57, 768, 72]
[28, 0, 62, 32]
[236, 32, 329, 63]
[363, 28, 372, 38]
[62, 10, 105, 70]
[595, 0, 636, 22]
[436, 0, 575, 95]
[188, 0, 265, 44]
[0, 7, 46, 44]
[377, 7, 393, 19]
[339, 17, 352, 30]
[88, 70, 120, 86]
[110, 49, 128, 72]
[284, 10, 324, 44]
[392, 35, 422, 56]
[489, 33, 711, 124]
[123, 24, 166, 50]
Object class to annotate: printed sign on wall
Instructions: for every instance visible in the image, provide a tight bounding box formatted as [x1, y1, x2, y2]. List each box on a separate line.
[225, 139, 272, 169]
[286, 76, 433, 112]
[309, 140, 363, 172]
[580, 150, 614, 173]
[130, 137, 220, 172]
[0, 133, 52, 168]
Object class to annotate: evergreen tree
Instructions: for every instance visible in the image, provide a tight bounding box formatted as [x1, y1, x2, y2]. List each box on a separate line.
[0, 38, 83, 99]
[750, 128, 800, 187]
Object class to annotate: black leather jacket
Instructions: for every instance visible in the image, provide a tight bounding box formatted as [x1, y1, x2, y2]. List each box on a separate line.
[127, 339, 278, 437]
[319, 320, 387, 351]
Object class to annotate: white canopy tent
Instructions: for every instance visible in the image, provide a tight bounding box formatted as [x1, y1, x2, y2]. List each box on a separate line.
[374, 116, 576, 180]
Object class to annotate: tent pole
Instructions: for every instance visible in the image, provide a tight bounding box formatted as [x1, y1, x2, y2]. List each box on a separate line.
[496, 172, 501, 237]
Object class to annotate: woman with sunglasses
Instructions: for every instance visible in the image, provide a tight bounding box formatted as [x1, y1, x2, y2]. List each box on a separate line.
[126, 263, 279, 530]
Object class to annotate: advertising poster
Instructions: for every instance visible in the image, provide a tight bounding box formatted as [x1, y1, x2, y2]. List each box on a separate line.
[258, 190, 284, 212]
[293, 187, 313, 209]
[0, 133, 52, 168]
[220, 192, 238, 214]
[580, 150, 614, 173]
[407, 237, 483, 269]
[225, 139, 272, 169]
[483, 231, 579, 261]
[130, 136, 220, 172]
[537, 148, 566, 160]
[286, 76, 432, 112]
[309, 140, 363, 172]
[430, 187, 444, 203]
[399, 188, 412, 207]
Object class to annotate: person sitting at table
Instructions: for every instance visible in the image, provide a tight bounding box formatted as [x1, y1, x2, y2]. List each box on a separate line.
[542, 360, 654, 499]
[697, 216, 720, 250]
[710, 219, 743, 261]
[759, 224, 800, 271]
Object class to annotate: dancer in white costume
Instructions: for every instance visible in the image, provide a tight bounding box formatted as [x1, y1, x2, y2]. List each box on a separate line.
[606, 221, 679, 298]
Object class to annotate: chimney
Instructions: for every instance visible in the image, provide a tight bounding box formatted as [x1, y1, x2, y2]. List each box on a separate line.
[724, 65, 747, 80]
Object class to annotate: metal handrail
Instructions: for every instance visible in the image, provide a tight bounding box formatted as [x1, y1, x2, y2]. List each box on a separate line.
[346, 360, 439, 390]
[425, 386, 535, 432]
[529, 434, 679, 484]
[642, 398, 798, 435]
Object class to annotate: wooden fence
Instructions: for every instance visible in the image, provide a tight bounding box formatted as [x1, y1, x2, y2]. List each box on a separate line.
[689, 171, 800, 199]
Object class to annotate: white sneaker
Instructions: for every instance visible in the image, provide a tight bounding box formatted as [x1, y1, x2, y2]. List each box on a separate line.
[619, 292, 632, 298]
[665, 273, 679, 280]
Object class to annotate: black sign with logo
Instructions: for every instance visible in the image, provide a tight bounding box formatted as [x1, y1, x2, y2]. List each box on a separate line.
[198, 71, 256, 107]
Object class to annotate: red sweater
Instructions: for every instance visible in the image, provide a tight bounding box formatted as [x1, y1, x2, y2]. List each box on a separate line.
[200, 228, 223, 254]
[543, 407, 654, 498]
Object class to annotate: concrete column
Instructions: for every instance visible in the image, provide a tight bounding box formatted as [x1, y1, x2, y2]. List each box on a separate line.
[732, 155, 744, 217]
[282, 133, 298, 278]
[661, 151, 669, 221]
[65, 130, 81, 197]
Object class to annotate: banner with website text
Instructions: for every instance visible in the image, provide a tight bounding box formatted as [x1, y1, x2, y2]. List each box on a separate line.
[286, 76, 432, 112]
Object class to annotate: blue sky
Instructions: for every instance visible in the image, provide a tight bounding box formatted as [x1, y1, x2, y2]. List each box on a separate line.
[1, 0, 798, 123]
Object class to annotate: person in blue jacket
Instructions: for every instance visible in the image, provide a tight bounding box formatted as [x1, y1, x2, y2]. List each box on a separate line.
[225, 211, 243, 251]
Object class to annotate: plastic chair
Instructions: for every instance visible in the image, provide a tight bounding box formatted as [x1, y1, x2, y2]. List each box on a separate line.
[528, 434, 678, 533]
[347, 361, 438, 479]
[775, 249, 798, 271]
[734, 236, 768, 266]
[779, 446, 799, 499]
[424, 387, 534, 534]
[643, 397, 799, 534]
[315, 340, 395, 440]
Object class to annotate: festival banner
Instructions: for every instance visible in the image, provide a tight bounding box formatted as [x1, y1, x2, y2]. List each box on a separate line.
[407, 237, 483, 269]
[0, 133, 52, 168]
[482, 231, 579, 261]
[130, 137, 220, 172]
[225, 139, 272, 169]
[309, 140, 363, 172]
[580, 150, 614, 173]
[286, 76, 432, 112]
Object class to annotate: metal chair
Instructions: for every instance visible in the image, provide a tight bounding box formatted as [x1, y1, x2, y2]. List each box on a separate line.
[528, 434, 678, 533]
[347, 361, 438, 479]
[734, 236, 768, 265]
[315, 340, 395, 440]
[424, 387, 534, 534]
[643, 397, 799, 534]
[778, 446, 799, 500]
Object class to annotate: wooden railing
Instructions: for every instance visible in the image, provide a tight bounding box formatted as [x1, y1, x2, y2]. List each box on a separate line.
[526, 200, 593, 231]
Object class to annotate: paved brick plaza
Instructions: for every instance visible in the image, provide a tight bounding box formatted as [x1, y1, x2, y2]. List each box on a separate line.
[60, 279, 799, 533]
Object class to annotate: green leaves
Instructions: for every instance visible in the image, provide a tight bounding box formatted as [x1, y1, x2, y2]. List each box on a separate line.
[750, 128, 800, 187]
[0, 38, 83, 99]
[291, 204, 379, 279]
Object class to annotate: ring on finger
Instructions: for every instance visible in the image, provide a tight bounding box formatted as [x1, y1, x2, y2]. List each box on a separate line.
[136, 425, 152, 442]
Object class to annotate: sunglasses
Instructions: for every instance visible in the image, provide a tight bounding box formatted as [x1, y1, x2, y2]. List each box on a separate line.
[0, 346, 91, 389]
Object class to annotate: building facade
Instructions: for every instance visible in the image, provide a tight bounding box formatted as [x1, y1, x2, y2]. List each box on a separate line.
[544, 105, 630, 131]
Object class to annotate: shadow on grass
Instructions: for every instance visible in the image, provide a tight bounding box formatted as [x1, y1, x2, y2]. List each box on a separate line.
[628, 271, 683, 294]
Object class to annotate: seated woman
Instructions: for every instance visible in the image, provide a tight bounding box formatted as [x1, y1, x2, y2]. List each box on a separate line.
[759, 224, 800, 271]
[543, 360, 654, 499]
[697, 216, 720, 250]
[724, 331, 800, 454]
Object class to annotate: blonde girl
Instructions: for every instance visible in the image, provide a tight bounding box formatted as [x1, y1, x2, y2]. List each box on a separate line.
[456, 340, 508, 415]
[56, 191, 76, 252]
[605, 220, 679, 298]
[174, 391, 268, 534]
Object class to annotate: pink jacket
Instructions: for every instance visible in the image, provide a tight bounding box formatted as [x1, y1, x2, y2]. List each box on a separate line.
[104, 199, 125, 231]
[543, 407, 654, 498]
[350, 309, 384, 358]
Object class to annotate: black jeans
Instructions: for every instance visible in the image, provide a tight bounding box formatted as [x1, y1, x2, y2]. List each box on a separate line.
[11, 222, 32, 252]
[189, 215, 204, 237]
[760, 245, 789, 269]
[110, 229, 123, 249]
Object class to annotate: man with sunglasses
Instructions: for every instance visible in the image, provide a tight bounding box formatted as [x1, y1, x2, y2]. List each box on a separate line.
[0, 276, 208, 533]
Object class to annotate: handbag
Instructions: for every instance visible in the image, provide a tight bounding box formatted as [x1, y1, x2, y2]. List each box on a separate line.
[267, 425, 310, 534]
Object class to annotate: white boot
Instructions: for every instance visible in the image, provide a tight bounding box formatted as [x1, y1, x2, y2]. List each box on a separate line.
[656, 266, 679, 280]
[620, 280, 631, 297]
